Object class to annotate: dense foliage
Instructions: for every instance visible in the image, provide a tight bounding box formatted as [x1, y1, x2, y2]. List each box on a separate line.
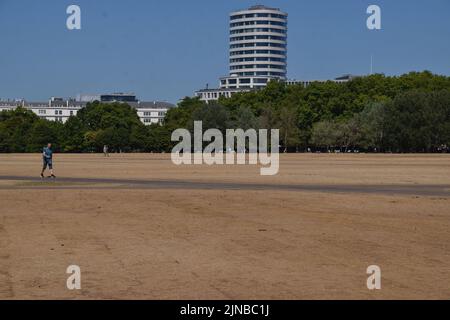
[0, 102, 167, 153]
[1, 71, 449, 153]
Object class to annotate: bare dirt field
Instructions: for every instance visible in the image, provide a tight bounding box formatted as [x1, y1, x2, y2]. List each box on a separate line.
[0, 153, 449, 300]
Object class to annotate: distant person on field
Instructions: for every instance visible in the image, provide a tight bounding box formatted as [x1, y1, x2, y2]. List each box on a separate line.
[41, 143, 55, 178]
[103, 145, 109, 157]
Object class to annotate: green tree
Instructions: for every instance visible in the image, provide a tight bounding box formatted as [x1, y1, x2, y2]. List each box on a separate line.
[232, 105, 259, 130]
[190, 103, 230, 132]
[384, 90, 450, 152]
[311, 120, 339, 151]
[276, 105, 300, 152]
[76, 102, 145, 152]
[26, 120, 61, 152]
[0, 107, 39, 152]
[358, 102, 388, 151]
[61, 116, 86, 152]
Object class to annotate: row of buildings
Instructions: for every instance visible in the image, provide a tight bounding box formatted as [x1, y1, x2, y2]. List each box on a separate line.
[1, 5, 355, 123]
[0, 93, 174, 125]
[195, 5, 355, 103]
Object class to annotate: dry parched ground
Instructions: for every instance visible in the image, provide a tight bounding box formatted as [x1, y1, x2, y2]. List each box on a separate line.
[0, 153, 449, 299]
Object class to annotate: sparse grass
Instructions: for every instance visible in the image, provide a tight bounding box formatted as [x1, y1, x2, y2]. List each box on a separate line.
[0, 154, 450, 299]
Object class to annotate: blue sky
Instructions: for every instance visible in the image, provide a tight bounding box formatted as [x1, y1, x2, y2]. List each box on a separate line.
[0, 0, 449, 103]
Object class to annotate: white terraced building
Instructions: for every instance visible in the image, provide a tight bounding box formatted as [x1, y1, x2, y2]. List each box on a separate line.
[0, 95, 174, 125]
[0, 98, 85, 123]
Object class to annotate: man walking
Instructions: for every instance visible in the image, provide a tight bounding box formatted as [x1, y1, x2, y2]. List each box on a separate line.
[41, 143, 56, 178]
[103, 144, 109, 157]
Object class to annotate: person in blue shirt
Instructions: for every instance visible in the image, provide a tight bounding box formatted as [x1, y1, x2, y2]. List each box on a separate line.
[41, 143, 56, 178]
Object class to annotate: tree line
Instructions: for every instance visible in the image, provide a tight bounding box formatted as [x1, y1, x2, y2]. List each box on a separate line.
[0, 71, 449, 153]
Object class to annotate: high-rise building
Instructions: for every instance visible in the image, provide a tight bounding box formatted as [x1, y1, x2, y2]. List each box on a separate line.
[220, 5, 288, 89]
[195, 6, 352, 103]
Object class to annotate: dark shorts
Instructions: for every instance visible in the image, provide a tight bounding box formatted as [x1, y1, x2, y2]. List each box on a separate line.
[43, 158, 53, 170]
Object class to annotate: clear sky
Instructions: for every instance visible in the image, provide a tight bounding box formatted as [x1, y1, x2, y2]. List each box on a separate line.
[0, 0, 449, 103]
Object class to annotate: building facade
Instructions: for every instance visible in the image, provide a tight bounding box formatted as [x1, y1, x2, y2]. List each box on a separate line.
[131, 101, 174, 125]
[194, 6, 357, 103]
[194, 87, 250, 103]
[0, 96, 174, 125]
[0, 99, 84, 123]
[195, 76, 353, 103]
[221, 5, 288, 89]
[76, 93, 138, 103]
[286, 75, 357, 87]
[195, 5, 288, 102]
